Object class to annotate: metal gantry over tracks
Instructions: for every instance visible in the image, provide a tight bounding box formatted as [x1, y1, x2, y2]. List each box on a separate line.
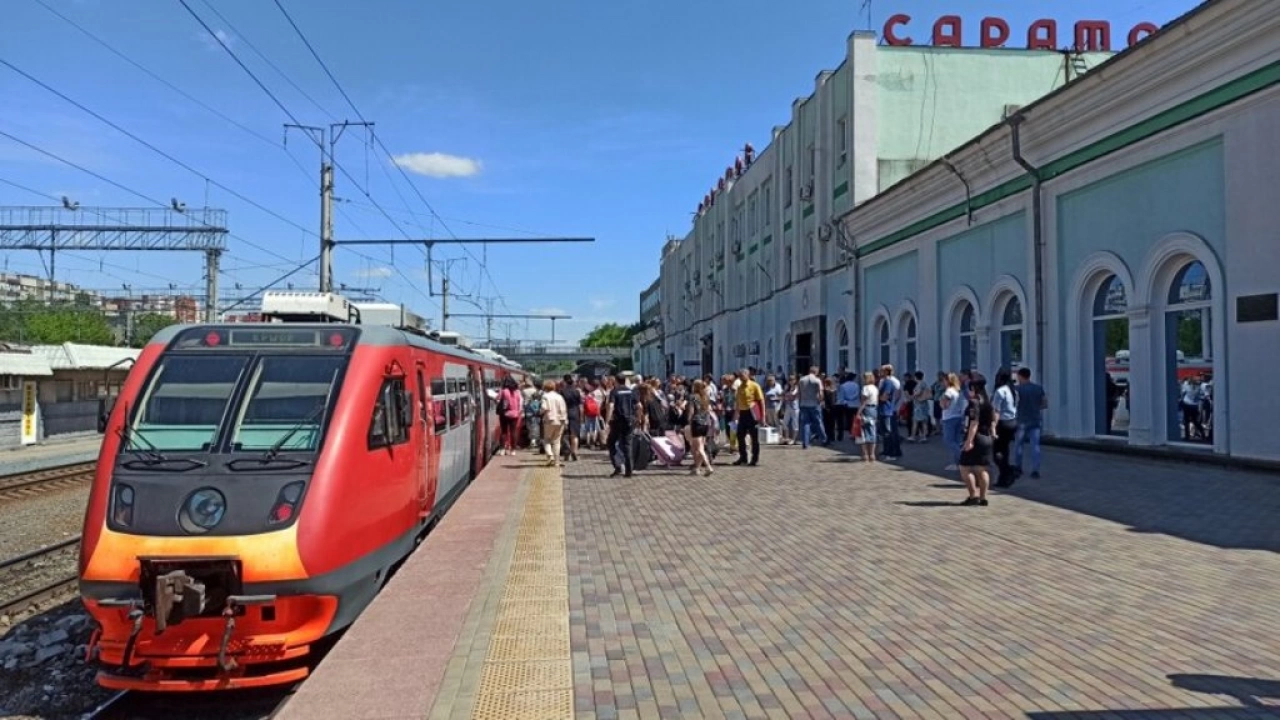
[0, 205, 229, 321]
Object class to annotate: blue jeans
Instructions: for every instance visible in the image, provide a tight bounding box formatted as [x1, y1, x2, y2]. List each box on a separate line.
[1014, 424, 1042, 473]
[799, 406, 827, 447]
[942, 417, 964, 465]
[879, 411, 902, 457]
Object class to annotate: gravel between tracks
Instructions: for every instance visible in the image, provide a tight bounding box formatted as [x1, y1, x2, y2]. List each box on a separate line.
[0, 485, 88, 561]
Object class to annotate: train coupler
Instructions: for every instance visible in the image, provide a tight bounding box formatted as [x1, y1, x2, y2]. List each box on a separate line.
[215, 594, 277, 672]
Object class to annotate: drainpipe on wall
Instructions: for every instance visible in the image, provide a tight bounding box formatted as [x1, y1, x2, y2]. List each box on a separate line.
[836, 221, 861, 368]
[1008, 115, 1046, 376]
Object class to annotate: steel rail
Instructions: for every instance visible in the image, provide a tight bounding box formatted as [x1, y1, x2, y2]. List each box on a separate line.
[0, 535, 82, 616]
[0, 461, 96, 501]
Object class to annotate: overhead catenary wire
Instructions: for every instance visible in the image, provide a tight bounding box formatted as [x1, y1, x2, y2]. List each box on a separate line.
[271, 0, 505, 305]
[179, 0, 437, 302]
[26, 0, 391, 272]
[182, 1, 459, 323]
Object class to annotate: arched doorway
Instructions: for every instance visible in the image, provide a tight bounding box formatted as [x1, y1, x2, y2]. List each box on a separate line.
[997, 296, 1024, 371]
[954, 302, 976, 373]
[1092, 275, 1129, 436]
[835, 321, 849, 373]
[900, 313, 917, 374]
[1164, 260, 1212, 444]
[877, 317, 890, 367]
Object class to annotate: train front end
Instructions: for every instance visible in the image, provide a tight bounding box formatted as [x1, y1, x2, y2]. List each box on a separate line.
[79, 323, 359, 691]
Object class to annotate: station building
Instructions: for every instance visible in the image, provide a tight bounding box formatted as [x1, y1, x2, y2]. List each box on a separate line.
[651, 0, 1280, 462]
[658, 28, 1112, 380]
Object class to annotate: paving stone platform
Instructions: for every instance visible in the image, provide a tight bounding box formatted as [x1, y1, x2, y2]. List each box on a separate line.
[286, 439, 1280, 719]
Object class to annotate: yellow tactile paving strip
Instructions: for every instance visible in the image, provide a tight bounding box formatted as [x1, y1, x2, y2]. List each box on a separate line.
[470, 467, 573, 720]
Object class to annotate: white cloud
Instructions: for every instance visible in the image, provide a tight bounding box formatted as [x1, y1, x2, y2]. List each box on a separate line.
[528, 307, 567, 316]
[588, 296, 615, 312]
[355, 266, 393, 279]
[196, 29, 234, 51]
[392, 152, 482, 178]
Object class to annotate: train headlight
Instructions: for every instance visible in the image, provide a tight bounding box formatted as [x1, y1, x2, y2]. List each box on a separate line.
[112, 484, 135, 527]
[268, 482, 305, 525]
[179, 488, 226, 534]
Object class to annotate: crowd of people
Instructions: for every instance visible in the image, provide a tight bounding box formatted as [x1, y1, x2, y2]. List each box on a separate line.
[492, 363, 1048, 506]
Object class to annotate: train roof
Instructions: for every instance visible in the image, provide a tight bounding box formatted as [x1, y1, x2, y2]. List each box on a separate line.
[146, 322, 528, 371]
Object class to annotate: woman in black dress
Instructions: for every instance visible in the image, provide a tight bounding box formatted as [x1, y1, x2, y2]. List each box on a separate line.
[958, 376, 997, 506]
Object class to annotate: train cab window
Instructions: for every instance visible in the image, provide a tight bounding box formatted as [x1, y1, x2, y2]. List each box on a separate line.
[447, 398, 461, 428]
[369, 378, 410, 449]
[231, 355, 344, 452]
[131, 355, 250, 451]
[431, 378, 446, 397]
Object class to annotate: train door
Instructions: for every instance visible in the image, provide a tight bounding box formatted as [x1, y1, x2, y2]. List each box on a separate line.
[469, 365, 481, 481]
[415, 363, 432, 517]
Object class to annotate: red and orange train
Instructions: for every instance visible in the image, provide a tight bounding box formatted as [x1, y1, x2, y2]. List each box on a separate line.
[77, 292, 527, 691]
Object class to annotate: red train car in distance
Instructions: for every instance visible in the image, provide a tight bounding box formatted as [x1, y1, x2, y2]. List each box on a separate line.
[78, 291, 525, 691]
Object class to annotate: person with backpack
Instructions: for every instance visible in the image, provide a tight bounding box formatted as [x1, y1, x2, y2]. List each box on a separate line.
[605, 372, 638, 477]
[496, 377, 523, 455]
[560, 374, 583, 462]
[521, 380, 542, 451]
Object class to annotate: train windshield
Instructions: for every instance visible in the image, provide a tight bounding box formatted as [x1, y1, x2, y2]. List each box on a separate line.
[128, 353, 346, 453]
[229, 355, 344, 452]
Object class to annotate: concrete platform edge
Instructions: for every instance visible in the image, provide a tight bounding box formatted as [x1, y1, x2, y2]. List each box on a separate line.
[275, 457, 530, 720]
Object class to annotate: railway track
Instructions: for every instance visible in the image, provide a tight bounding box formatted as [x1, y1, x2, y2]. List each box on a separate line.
[0, 461, 96, 503]
[0, 535, 80, 617]
[86, 683, 298, 719]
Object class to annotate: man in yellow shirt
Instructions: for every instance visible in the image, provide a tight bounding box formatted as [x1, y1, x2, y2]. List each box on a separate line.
[734, 368, 765, 466]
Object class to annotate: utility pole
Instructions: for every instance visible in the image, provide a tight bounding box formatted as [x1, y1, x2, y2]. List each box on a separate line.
[285, 120, 374, 293]
[441, 275, 449, 331]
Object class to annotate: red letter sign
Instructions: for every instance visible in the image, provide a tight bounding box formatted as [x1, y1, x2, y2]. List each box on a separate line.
[883, 14, 912, 45]
[932, 15, 962, 47]
[1074, 20, 1112, 51]
[1127, 21, 1159, 47]
[980, 17, 1010, 48]
[1026, 19, 1058, 50]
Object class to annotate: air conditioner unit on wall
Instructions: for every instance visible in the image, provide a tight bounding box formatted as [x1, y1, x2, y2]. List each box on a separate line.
[732, 240, 742, 256]
[799, 183, 814, 202]
[818, 223, 833, 241]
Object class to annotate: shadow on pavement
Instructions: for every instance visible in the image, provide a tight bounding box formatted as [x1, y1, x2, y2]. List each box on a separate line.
[847, 432, 1280, 554]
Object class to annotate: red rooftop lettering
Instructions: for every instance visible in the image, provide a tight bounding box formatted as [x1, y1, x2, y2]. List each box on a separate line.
[882, 14, 1158, 52]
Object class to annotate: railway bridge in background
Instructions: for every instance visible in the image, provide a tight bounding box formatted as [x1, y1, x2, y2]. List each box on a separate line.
[477, 343, 631, 377]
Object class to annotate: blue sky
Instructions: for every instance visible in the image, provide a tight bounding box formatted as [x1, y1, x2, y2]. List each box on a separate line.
[0, 0, 1196, 343]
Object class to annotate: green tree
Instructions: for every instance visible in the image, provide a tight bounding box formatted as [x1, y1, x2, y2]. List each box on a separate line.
[132, 313, 179, 347]
[0, 300, 116, 345]
[579, 322, 643, 348]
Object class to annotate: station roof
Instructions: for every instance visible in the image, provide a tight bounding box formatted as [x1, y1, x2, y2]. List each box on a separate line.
[30, 343, 140, 371]
[0, 345, 53, 377]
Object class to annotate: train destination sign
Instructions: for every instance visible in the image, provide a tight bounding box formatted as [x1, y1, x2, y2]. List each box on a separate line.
[882, 14, 1160, 52]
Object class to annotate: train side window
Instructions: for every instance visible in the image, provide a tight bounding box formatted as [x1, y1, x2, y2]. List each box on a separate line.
[431, 375, 447, 436]
[369, 378, 410, 449]
[448, 398, 460, 428]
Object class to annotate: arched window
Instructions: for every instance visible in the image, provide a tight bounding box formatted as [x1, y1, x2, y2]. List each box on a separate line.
[903, 315, 917, 373]
[1093, 274, 1128, 436]
[836, 321, 849, 372]
[956, 302, 976, 372]
[999, 296, 1024, 370]
[878, 318, 890, 367]
[1165, 260, 1212, 444]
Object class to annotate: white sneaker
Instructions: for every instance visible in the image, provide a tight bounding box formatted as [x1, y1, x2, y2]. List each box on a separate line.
[944, 464, 958, 471]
